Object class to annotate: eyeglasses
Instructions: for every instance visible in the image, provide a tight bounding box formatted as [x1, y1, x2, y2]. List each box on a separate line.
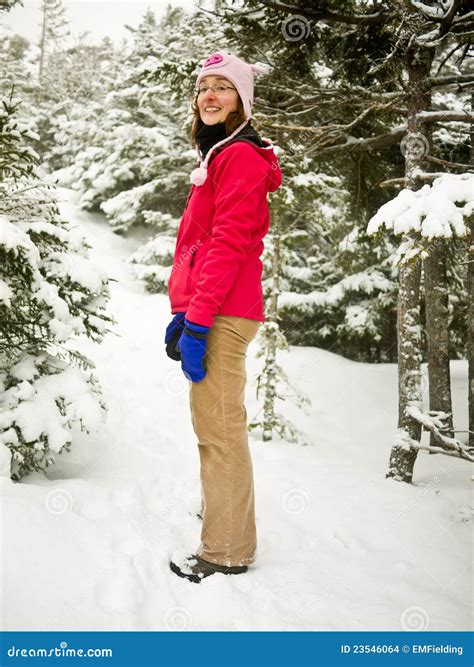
[194, 85, 237, 96]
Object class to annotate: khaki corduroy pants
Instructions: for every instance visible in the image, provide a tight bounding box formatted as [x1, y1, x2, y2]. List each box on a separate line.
[189, 315, 261, 567]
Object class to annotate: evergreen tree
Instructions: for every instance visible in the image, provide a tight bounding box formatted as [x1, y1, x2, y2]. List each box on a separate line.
[50, 7, 201, 232]
[368, 172, 473, 465]
[0, 33, 32, 96]
[128, 211, 180, 293]
[221, 0, 470, 363]
[0, 92, 113, 480]
[250, 194, 311, 445]
[29, 35, 119, 171]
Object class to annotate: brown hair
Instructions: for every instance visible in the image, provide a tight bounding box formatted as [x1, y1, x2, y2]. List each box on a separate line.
[189, 93, 247, 146]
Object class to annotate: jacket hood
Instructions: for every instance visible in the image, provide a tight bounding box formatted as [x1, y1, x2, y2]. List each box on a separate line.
[253, 140, 282, 193]
[209, 123, 282, 193]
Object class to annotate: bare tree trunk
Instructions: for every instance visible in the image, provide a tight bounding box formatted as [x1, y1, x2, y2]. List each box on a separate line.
[469, 92, 474, 451]
[469, 221, 474, 451]
[424, 241, 453, 447]
[387, 255, 423, 480]
[386, 45, 434, 483]
[423, 59, 453, 448]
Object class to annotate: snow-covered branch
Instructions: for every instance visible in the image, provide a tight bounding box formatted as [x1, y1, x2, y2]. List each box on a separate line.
[407, 405, 474, 462]
[368, 173, 473, 241]
[410, 0, 451, 20]
[425, 73, 474, 89]
[308, 126, 407, 158]
[417, 110, 474, 124]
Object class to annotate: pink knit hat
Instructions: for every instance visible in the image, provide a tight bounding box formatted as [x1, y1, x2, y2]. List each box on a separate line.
[190, 50, 270, 186]
[196, 50, 269, 120]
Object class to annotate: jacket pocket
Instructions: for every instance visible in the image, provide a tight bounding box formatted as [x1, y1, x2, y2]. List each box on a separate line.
[188, 238, 210, 286]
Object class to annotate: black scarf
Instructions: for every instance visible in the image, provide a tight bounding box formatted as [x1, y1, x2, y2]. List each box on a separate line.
[196, 122, 228, 160]
[196, 120, 265, 160]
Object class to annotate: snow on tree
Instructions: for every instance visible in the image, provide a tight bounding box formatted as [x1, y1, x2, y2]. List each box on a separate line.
[32, 36, 120, 171]
[0, 32, 32, 96]
[275, 168, 399, 362]
[228, 0, 471, 470]
[368, 172, 474, 465]
[128, 211, 180, 293]
[248, 179, 312, 445]
[0, 93, 112, 480]
[49, 7, 196, 232]
[367, 174, 471, 250]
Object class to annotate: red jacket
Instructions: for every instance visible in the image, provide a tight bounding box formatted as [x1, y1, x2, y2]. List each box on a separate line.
[168, 140, 282, 327]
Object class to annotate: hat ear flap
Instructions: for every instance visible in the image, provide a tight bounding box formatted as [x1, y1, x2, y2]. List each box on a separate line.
[251, 63, 270, 75]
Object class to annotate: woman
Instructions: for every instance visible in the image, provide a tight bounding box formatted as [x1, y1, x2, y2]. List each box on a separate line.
[165, 50, 282, 583]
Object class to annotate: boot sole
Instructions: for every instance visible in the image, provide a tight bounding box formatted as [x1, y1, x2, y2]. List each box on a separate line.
[169, 560, 203, 584]
[169, 558, 248, 583]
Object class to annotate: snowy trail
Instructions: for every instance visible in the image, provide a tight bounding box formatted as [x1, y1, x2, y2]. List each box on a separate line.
[1, 188, 471, 631]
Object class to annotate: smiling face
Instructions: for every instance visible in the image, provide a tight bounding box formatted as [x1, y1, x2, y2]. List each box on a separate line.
[197, 75, 239, 125]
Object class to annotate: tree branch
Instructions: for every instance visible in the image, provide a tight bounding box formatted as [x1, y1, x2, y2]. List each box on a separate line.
[378, 171, 445, 187]
[417, 110, 474, 123]
[426, 154, 472, 170]
[408, 406, 474, 462]
[308, 126, 407, 158]
[256, 0, 389, 25]
[424, 73, 474, 89]
[438, 0, 462, 38]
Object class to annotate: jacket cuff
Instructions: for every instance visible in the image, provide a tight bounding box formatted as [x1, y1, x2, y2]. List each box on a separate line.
[184, 318, 211, 333]
[184, 308, 214, 328]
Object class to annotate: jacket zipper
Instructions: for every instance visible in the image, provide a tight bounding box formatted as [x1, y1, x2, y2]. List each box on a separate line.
[184, 186, 194, 210]
[189, 247, 197, 267]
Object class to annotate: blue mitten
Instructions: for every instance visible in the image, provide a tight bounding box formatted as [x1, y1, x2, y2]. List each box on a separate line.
[164, 312, 186, 361]
[177, 318, 210, 382]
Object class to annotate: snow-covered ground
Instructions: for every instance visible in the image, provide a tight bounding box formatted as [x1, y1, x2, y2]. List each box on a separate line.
[0, 188, 471, 632]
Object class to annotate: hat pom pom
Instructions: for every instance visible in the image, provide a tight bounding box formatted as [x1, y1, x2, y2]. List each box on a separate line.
[190, 165, 207, 186]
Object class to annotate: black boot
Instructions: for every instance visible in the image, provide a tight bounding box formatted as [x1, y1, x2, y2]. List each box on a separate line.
[169, 554, 248, 583]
